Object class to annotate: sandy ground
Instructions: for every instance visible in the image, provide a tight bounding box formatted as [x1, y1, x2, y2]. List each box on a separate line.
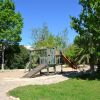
[0, 65, 90, 100]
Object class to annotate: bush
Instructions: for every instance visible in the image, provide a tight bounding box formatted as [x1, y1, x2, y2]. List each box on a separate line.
[64, 44, 79, 60]
[5, 45, 29, 69]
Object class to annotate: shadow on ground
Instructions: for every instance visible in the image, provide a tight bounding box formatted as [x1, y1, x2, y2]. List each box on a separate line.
[61, 70, 100, 80]
[27, 68, 100, 80]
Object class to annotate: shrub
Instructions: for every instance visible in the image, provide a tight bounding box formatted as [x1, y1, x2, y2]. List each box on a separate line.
[5, 45, 29, 69]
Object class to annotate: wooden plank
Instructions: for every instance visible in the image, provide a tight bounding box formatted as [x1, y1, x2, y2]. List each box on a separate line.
[62, 53, 77, 69]
[23, 64, 47, 78]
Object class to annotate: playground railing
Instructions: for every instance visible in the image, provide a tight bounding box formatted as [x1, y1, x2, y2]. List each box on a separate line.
[40, 57, 48, 64]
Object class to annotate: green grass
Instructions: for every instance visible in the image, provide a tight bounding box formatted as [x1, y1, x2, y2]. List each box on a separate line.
[8, 79, 100, 100]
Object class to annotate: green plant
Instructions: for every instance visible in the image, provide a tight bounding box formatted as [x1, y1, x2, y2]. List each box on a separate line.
[5, 45, 29, 69]
[70, 0, 100, 71]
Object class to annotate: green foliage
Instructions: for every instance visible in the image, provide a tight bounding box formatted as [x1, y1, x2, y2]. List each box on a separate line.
[70, 0, 100, 69]
[64, 44, 88, 64]
[5, 45, 29, 69]
[32, 24, 68, 50]
[64, 44, 78, 59]
[74, 35, 93, 64]
[0, 0, 23, 42]
[9, 79, 100, 100]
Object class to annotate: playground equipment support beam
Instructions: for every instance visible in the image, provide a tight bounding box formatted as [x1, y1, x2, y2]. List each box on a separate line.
[54, 65, 56, 73]
[47, 66, 49, 75]
[29, 50, 32, 71]
[61, 64, 63, 73]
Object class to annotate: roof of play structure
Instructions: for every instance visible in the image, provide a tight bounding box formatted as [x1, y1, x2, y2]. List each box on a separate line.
[24, 46, 60, 56]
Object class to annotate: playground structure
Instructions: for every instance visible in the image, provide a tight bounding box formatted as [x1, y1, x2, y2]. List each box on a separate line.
[24, 48, 77, 78]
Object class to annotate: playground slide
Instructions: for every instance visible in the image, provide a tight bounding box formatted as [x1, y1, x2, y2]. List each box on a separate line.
[23, 64, 47, 78]
[61, 53, 77, 69]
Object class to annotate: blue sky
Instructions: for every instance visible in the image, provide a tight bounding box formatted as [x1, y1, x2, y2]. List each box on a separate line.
[13, 0, 82, 46]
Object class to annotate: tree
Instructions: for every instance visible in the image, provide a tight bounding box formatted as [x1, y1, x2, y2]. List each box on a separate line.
[32, 23, 51, 48]
[56, 28, 68, 52]
[71, 0, 100, 71]
[32, 24, 68, 50]
[5, 45, 29, 69]
[64, 44, 78, 60]
[0, 0, 23, 70]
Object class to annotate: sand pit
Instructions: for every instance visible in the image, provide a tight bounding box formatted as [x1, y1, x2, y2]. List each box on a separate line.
[0, 66, 70, 100]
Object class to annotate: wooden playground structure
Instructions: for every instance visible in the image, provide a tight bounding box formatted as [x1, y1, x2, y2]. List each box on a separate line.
[24, 48, 77, 78]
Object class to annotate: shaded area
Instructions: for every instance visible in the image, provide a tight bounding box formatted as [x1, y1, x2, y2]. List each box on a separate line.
[61, 69, 100, 80]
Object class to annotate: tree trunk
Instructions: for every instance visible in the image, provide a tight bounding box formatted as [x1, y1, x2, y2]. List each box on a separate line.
[90, 63, 94, 72]
[1, 44, 5, 71]
[89, 54, 94, 72]
[97, 60, 100, 72]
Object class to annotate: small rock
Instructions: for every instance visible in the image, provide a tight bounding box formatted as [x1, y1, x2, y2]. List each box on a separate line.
[9, 96, 20, 100]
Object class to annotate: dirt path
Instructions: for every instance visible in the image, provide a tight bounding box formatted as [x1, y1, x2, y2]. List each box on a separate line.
[0, 75, 68, 100]
[0, 67, 70, 100]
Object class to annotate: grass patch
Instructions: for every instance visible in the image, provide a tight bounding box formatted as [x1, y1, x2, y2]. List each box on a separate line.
[8, 79, 100, 100]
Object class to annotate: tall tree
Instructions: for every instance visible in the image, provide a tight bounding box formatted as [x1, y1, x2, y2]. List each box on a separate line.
[32, 24, 68, 50]
[71, 0, 100, 71]
[32, 23, 51, 48]
[0, 0, 23, 70]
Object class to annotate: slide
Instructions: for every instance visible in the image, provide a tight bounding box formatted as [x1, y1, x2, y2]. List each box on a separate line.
[61, 53, 77, 69]
[23, 64, 47, 78]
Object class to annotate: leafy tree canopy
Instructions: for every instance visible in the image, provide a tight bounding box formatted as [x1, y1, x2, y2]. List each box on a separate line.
[71, 0, 100, 52]
[32, 24, 68, 50]
[0, 0, 23, 42]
